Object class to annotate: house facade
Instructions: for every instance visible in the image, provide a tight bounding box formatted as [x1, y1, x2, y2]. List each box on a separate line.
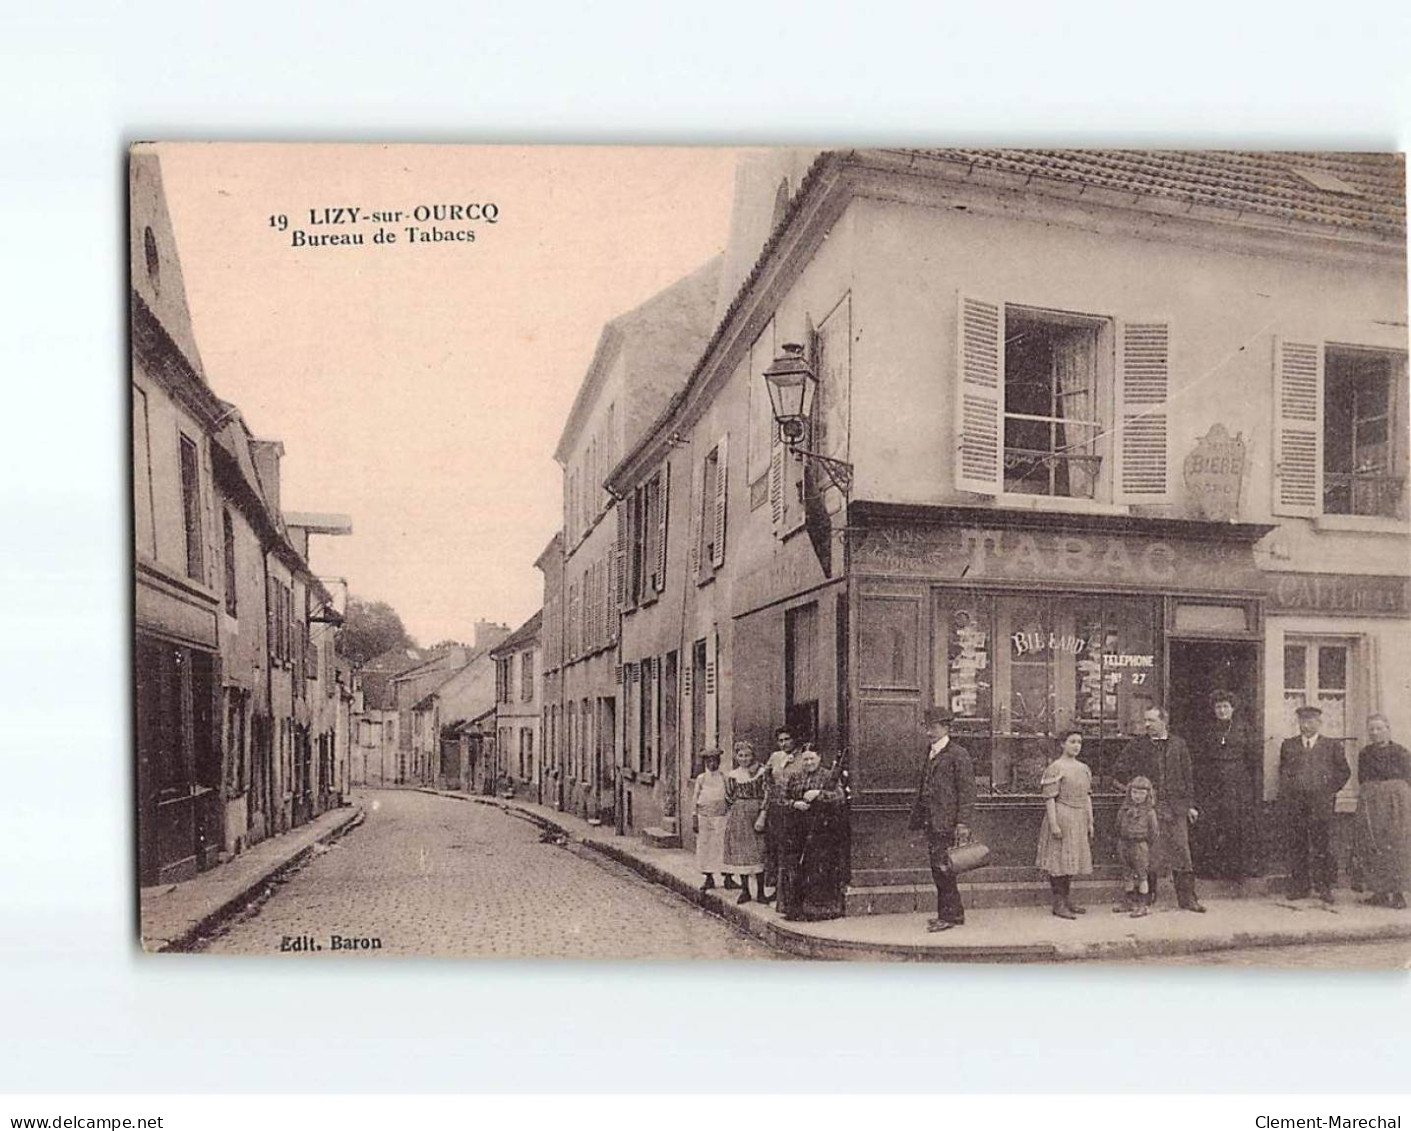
[133, 146, 350, 886]
[491, 610, 543, 800]
[608, 148, 1408, 898]
[545, 257, 722, 827]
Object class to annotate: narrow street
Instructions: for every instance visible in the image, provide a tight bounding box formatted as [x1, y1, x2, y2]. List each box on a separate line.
[198, 790, 783, 960]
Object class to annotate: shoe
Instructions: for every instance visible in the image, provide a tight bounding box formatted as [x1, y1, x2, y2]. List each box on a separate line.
[926, 918, 961, 932]
[1129, 904, 1149, 918]
[1361, 893, 1390, 907]
[723, 876, 740, 890]
[1066, 900, 1088, 915]
[1391, 893, 1408, 910]
[1179, 899, 1207, 913]
[1052, 902, 1077, 920]
[1318, 890, 1335, 905]
[736, 891, 753, 905]
[759, 890, 775, 904]
[700, 876, 716, 892]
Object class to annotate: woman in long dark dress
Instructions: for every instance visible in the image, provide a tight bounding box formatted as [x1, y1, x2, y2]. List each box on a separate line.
[1355, 713, 1411, 910]
[1195, 689, 1259, 880]
[776, 748, 848, 922]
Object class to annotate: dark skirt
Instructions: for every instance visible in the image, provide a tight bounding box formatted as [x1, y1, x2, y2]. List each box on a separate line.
[776, 802, 848, 921]
[1356, 779, 1411, 893]
[1194, 760, 1254, 879]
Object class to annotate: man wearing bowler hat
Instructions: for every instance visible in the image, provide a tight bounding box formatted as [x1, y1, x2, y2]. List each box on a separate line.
[1278, 704, 1351, 902]
[909, 706, 975, 932]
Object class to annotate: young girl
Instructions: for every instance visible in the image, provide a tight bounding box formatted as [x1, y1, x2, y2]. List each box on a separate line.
[1035, 729, 1094, 919]
[1114, 776, 1160, 917]
[723, 740, 768, 904]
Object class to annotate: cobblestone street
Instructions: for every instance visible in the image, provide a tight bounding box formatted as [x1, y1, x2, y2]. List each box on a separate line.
[199, 790, 783, 959]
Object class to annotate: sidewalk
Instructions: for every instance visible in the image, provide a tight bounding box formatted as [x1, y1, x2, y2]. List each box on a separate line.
[432, 788, 1411, 963]
[139, 802, 364, 953]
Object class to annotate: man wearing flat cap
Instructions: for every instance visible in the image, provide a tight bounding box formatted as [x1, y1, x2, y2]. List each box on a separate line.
[1278, 704, 1351, 902]
[1195, 689, 1259, 880]
[909, 706, 975, 932]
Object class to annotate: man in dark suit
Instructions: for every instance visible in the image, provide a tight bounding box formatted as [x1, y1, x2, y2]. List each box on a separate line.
[1278, 704, 1352, 903]
[1113, 705, 1206, 912]
[909, 707, 975, 932]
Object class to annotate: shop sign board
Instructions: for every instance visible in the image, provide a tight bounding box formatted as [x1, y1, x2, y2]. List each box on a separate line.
[1183, 423, 1248, 521]
[1265, 572, 1410, 618]
[852, 524, 1267, 593]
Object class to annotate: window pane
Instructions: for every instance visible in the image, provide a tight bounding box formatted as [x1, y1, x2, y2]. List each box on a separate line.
[1317, 645, 1347, 691]
[934, 594, 992, 721]
[859, 598, 918, 689]
[1284, 645, 1307, 691]
[999, 596, 1052, 735]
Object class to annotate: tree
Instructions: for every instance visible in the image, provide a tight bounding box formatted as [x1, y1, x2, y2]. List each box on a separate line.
[336, 596, 415, 667]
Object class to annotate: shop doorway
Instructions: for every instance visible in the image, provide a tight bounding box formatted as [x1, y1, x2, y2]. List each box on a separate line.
[1168, 640, 1259, 745]
[1168, 639, 1260, 879]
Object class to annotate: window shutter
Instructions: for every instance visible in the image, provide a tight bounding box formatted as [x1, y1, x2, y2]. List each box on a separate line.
[653, 464, 669, 593]
[614, 502, 628, 611]
[1272, 337, 1323, 517]
[266, 574, 277, 657]
[704, 628, 719, 749]
[1116, 321, 1172, 504]
[954, 294, 1004, 495]
[690, 462, 703, 581]
[769, 438, 786, 529]
[711, 436, 728, 568]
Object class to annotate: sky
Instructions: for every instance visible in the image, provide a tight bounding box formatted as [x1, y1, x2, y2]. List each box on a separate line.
[159, 144, 741, 645]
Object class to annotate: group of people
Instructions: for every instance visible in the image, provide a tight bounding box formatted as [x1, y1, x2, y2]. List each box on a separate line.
[907, 696, 1411, 933]
[691, 697, 1411, 933]
[690, 727, 850, 921]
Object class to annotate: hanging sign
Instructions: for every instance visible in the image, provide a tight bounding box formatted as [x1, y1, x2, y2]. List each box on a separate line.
[1183, 423, 1248, 521]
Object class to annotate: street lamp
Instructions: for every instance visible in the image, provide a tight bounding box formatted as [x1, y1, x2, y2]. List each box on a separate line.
[763, 342, 854, 494]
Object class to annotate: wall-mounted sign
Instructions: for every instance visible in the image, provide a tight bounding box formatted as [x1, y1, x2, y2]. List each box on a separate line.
[1183, 423, 1248, 522]
[852, 525, 1267, 593]
[1265, 572, 1410, 619]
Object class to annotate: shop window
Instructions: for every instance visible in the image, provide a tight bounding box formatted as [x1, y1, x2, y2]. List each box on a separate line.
[932, 591, 1157, 793]
[1324, 346, 1403, 518]
[1003, 307, 1105, 499]
[1283, 639, 1352, 740]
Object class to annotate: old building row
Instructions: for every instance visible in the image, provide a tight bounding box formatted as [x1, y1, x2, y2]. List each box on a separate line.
[132, 149, 354, 887]
[530, 149, 1408, 902]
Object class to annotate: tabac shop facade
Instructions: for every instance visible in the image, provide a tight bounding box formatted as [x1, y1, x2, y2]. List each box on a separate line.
[846, 508, 1277, 886]
[612, 149, 1407, 903]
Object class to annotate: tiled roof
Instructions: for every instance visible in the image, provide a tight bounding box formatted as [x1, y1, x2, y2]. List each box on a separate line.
[897, 149, 1406, 237]
[490, 609, 542, 657]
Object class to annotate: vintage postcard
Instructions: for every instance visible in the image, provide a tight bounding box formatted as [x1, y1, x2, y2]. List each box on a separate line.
[131, 143, 1410, 965]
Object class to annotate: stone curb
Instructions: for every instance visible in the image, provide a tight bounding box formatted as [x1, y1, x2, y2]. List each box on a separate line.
[144, 805, 366, 954]
[426, 789, 1411, 964]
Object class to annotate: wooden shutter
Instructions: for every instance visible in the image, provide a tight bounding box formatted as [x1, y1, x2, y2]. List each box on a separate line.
[1116, 321, 1172, 504]
[1272, 337, 1323, 517]
[955, 294, 1004, 495]
[614, 502, 628, 610]
[769, 437, 786, 530]
[266, 574, 277, 658]
[711, 436, 728, 568]
[704, 628, 719, 749]
[653, 463, 669, 592]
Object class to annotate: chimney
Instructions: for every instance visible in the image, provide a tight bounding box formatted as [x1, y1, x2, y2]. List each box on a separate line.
[474, 619, 511, 651]
[250, 439, 285, 519]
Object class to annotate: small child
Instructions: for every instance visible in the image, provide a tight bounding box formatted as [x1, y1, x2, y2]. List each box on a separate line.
[1114, 776, 1160, 918]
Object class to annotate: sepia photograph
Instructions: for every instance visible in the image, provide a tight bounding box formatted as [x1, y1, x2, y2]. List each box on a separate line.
[130, 143, 1410, 967]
